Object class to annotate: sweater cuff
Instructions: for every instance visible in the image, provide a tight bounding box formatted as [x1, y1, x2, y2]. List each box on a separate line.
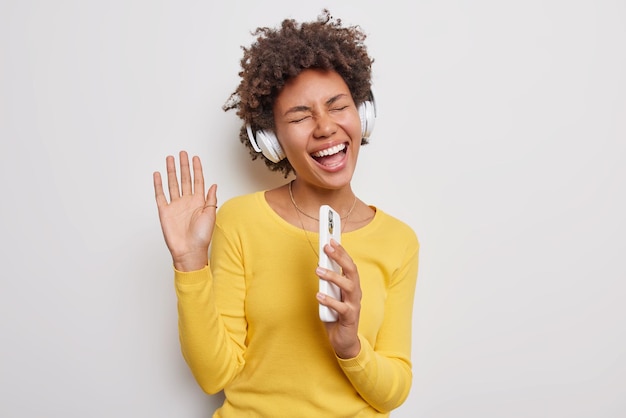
[336, 335, 372, 371]
[173, 264, 211, 286]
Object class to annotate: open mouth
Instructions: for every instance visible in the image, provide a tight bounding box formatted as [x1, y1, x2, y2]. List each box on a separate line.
[311, 143, 347, 167]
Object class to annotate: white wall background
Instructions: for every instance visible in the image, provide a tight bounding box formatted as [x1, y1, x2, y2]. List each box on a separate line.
[1, 0, 625, 417]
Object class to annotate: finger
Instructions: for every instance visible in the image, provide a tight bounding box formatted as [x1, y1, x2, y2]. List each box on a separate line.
[317, 267, 351, 295]
[192, 156, 205, 198]
[325, 240, 357, 278]
[153, 171, 168, 206]
[179, 150, 192, 196]
[316, 290, 348, 317]
[203, 184, 218, 210]
[165, 155, 180, 200]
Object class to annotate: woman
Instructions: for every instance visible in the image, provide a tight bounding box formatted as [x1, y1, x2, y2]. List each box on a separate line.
[153, 10, 419, 417]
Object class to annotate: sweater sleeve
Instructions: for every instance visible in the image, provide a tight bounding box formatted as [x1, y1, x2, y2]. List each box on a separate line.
[174, 221, 247, 395]
[337, 236, 420, 412]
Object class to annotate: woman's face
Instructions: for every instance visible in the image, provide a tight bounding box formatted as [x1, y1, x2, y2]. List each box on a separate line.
[273, 69, 363, 190]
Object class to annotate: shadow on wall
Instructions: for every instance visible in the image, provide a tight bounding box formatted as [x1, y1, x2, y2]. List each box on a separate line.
[206, 390, 226, 415]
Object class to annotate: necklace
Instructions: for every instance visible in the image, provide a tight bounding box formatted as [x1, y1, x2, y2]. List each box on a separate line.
[293, 207, 320, 258]
[288, 180, 357, 222]
[288, 180, 357, 258]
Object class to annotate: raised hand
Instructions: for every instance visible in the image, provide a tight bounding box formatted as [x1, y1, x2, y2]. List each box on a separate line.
[316, 240, 363, 359]
[153, 151, 217, 271]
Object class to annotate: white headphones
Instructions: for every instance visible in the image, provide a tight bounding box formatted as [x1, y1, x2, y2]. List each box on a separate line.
[246, 91, 377, 163]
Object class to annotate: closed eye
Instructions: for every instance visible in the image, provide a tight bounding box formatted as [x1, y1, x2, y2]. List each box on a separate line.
[289, 115, 311, 124]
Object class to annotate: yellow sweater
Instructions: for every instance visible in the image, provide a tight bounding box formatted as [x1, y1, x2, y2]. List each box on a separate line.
[174, 191, 419, 417]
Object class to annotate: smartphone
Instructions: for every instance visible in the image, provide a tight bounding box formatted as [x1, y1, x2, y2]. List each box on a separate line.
[319, 204, 341, 322]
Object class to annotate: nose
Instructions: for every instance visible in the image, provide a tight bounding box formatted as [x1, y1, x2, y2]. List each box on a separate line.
[313, 111, 337, 139]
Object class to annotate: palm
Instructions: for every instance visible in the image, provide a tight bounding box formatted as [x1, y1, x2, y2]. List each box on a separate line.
[158, 193, 214, 256]
[153, 151, 218, 270]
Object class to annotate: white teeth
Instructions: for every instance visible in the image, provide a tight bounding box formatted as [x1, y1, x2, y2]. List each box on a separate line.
[312, 143, 346, 158]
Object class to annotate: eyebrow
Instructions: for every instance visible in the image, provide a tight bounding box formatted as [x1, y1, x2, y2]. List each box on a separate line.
[282, 94, 349, 116]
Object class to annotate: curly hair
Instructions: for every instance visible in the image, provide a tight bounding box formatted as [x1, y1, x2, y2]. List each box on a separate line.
[223, 9, 374, 177]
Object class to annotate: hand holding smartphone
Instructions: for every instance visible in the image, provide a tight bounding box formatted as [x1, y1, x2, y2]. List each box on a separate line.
[319, 205, 341, 322]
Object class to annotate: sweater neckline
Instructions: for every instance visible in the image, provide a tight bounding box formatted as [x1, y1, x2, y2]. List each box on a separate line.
[256, 190, 382, 238]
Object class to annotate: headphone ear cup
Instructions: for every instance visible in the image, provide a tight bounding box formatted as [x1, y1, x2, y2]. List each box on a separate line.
[256, 130, 285, 163]
[358, 100, 376, 139]
[246, 124, 285, 163]
[358, 90, 377, 139]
